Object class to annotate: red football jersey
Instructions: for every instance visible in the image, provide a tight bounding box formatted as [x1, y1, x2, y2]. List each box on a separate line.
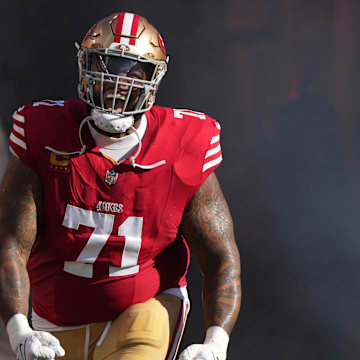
[9, 100, 222, 326]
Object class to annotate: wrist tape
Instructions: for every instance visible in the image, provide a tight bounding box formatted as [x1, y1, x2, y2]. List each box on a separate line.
[6, 313, 33, 352]
[204, 326, 229, 359]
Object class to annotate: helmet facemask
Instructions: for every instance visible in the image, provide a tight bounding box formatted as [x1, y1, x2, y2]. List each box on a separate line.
[78, 47, 167, 117]
[77, 12, 168, 134]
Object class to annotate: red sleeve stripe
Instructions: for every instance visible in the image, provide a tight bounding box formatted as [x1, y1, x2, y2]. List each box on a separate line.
[12, 111, 25, 123]
[10, 132, 26, 150]
[13, 123, 24, 136]
[205, 144, 221, 159]
[9, 146, 20, 158]
[202, 154, 223, 172]
[210, 134, 220, 144]
[202, 121, 222, 172]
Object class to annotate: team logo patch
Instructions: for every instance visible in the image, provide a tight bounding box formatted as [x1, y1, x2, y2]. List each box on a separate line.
[116, 43, 130, 51]
[105, 170, 119, 185]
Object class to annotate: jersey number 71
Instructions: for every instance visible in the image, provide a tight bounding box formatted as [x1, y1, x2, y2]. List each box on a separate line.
[62, 204, 143, 278]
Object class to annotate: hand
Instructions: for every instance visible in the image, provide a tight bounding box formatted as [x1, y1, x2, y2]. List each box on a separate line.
[14, 331, 65, 360]
[178, 326, 229, 360]
[7, 314, 65, 360]
[179, 343, 224, 360]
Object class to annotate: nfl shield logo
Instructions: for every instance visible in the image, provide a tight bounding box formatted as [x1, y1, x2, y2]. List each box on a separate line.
[105, 170, 118, 185]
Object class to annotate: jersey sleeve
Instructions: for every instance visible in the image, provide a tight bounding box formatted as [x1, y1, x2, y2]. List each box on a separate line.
[201, 118, 222, 179]
[8, 99, 79, 173]
[9, 105, 31, 164]
[9, 103, 43, 173]
[168, 108, 223, 202]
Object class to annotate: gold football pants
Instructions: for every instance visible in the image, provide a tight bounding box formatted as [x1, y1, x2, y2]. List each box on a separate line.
[52, 293, 188, 360]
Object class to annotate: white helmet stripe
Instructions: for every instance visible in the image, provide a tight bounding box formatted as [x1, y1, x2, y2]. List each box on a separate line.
[114, 13, 140, 46]
[120, 13, 135, 44]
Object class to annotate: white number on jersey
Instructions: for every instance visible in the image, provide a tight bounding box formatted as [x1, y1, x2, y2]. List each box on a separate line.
[173, 109, 206, 120]
[33, 100, 65, 107]
[62, 204, 143, 278]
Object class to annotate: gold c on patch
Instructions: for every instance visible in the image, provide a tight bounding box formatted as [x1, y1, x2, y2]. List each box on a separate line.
[49, 152, 70, 172]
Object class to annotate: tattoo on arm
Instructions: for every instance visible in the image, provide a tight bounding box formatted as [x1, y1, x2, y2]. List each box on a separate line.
[180, 172, 241, 335]
[0, 156, 43, 325]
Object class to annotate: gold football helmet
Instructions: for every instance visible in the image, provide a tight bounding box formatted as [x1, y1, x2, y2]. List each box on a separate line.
[77, 12, 168, 117]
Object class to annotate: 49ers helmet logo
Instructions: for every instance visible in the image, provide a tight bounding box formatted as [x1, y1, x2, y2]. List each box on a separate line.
[116, 44, 130, 51]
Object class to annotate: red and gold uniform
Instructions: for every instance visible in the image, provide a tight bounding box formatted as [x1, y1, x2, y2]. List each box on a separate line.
[4, 11, 230, 360]
[9, 99, 222, 327]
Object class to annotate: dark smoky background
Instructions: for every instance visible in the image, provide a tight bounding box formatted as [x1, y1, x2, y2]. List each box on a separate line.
[0, 1, 359, 359]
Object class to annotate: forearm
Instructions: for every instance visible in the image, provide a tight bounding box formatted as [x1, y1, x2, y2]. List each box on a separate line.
[0, 156, 41, 326]
[180, 173, 242, 336]
[0, 246, 30, 325]
[202, 253, 241, 334]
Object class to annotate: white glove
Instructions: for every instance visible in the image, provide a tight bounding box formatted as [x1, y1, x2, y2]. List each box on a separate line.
[179, 326, 229, 360]
[179, 343, 224, 360]
[6, 313, 65, 360]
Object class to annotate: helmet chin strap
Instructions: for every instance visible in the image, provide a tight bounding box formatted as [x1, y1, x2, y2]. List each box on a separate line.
[91, 108, 135, 133]
[129, 125, 166, 169]
[45, 117, 88, 156]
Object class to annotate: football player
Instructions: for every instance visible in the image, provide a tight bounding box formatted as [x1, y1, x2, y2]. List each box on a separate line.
[0, 12, 241, 360]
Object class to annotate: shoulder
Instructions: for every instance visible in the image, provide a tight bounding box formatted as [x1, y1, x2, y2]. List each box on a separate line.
[12, 99, 85, 129]
[148, 105, 222, 186]
[9, 99, 87, 168]
[150, 105, 219, 129]
[149, 105, 220, 147]
[22, 99, 86, 124]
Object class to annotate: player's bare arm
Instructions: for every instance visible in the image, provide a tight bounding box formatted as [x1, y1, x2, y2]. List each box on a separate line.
[180, 172, 241, 335]
[0, 156, 63, 360]
[0, 155, 42, 324]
